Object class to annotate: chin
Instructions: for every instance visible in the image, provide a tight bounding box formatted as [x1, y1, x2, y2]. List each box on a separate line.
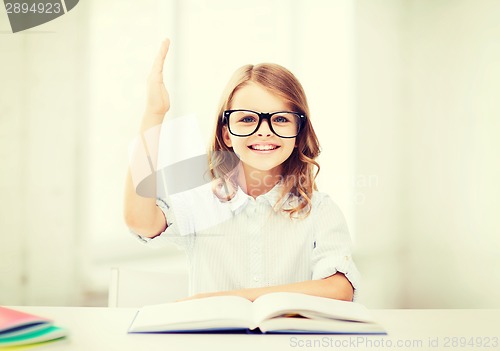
[243, 160, 283, 172]
[237, 150, 291, 173]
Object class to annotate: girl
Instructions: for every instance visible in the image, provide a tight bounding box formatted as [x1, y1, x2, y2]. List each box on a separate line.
[124, 39, 359, 302]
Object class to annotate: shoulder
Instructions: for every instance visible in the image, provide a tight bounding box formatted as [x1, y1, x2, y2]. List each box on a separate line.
[282, 190, 344, 220]
[309, 191, 350, 233]
[310, 190, 334, 207]
[310, 191, 345, 217]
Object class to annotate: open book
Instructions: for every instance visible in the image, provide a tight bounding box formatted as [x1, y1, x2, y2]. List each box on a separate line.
[128, 292, 385, 334]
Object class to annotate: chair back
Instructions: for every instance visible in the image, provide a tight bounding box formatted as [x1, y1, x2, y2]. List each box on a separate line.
[108, 267, 189, 307]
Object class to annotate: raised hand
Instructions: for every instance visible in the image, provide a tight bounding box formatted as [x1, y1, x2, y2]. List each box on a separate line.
[145, 38, 170, 116]
[124, 39, 172, 238]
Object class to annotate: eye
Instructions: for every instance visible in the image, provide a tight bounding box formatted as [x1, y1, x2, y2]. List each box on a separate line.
[272, 115, 290, 123]
[240, 115, 257, 123]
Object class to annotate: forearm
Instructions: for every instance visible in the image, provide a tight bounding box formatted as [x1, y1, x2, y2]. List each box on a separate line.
[123, 171, 165, 237]
[189, 273, 354, 302]
[123, 113, 166, 237]
[238, 273, 353, 302]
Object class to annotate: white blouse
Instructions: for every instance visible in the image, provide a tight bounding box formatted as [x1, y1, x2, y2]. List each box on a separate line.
[132, 182, 360, 299]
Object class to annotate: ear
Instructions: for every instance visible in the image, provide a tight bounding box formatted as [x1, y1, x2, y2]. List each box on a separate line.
[222, 125, 233, 148]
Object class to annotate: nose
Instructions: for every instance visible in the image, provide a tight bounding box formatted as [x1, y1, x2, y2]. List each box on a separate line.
[256, 119, 272, 137]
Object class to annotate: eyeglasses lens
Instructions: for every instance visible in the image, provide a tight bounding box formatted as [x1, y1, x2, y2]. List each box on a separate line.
[228, 111, 299, 137]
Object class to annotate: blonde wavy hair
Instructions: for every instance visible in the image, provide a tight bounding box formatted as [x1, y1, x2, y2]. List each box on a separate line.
[208, 63, 321, 218]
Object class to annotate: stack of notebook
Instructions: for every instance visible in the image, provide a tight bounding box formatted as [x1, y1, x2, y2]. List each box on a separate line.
[0, 307, 67, 349]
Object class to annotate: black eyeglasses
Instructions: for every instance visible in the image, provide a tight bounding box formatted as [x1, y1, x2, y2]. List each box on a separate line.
[222, 109, 306, 138]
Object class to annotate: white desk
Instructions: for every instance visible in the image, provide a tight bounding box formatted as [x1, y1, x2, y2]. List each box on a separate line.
[9, 306, 500, 351]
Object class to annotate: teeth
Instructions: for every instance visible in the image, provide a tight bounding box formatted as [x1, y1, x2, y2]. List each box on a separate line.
[251, 144, 278, 151]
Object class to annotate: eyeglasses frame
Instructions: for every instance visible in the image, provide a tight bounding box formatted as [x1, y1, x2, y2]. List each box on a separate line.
[222, 109, 306, 139]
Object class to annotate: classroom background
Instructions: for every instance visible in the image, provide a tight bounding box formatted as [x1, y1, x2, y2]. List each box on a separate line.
[1, 0, 499, 308]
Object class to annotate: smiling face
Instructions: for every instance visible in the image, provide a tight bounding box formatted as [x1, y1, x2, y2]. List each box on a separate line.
[210, 63, 320, 208]
[222, 82, 296, 177]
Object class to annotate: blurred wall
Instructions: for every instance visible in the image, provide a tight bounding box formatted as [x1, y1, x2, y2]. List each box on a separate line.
[354, 0, 407, 308]
[402, 0, 500, 308]
[0, 2, 88, 305]
[355, 0, 500, 308]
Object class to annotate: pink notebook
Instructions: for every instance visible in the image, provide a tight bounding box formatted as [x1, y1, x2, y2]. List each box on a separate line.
[0, 307, 52, 335]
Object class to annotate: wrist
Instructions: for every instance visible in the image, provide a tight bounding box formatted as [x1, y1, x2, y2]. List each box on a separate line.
[144, 106, 168, 117]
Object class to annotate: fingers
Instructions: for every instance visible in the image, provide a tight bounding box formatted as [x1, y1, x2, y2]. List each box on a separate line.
[150, 38, 170, 81]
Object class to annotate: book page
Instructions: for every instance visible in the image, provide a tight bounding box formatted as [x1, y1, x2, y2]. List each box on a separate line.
[129, 295, 254, 332]
[258, 317, 386, 334]
[252, 292, 376, 325]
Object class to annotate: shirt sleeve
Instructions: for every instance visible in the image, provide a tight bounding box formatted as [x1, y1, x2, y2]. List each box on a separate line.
[310, 194, 361, 300]
[129, 195, 194, 250]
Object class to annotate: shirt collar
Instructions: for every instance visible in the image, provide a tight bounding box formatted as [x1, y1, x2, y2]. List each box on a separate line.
[226, 182, 298, 213]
